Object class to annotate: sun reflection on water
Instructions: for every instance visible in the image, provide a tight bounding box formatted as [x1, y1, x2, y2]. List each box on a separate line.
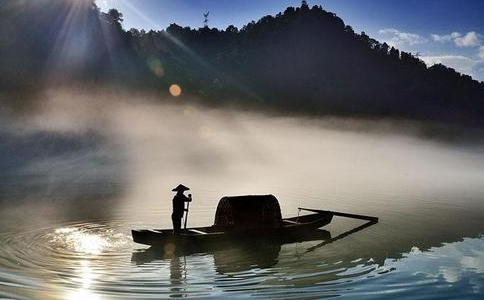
[50, 226, 128, 255]
[64, 260, 102, 300]
[66, 290, 101, 300]
[54, 227, 109, 255]
[47, 226, 130, 300]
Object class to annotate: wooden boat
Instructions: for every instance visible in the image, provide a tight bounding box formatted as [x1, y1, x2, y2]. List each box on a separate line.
[132, 211, 333, 247]
[132, 228, 330, 267]
[132, 194, 378, 248]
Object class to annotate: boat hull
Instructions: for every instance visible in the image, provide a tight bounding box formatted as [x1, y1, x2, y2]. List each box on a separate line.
[131, 212, 333, 248]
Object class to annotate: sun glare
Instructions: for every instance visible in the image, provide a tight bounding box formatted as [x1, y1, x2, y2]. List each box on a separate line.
[54, 227, 109, 255]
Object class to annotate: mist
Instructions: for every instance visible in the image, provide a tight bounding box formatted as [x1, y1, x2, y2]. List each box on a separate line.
[2, 88, 484, 227]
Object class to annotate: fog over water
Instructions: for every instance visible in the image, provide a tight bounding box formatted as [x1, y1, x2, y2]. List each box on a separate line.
[1, 89, 484, 299]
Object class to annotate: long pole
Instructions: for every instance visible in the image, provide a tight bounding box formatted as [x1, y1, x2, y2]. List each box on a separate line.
[298, 207, 379, 222]
[184, 194, 192, 229]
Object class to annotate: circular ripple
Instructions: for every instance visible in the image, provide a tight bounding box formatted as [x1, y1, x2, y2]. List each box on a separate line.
[0, 217, 459, 300]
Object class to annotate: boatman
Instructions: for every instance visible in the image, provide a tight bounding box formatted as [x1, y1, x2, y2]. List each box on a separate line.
[171, 184, 192, 234]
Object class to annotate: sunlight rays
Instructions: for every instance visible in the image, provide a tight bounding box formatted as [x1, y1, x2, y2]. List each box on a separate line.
[47, 0, 97, 73]
[116, 0, 260, 100]
[117, 0, 207, 61]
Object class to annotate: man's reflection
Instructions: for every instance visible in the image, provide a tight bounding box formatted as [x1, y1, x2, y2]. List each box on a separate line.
[169, 255, 185, 298]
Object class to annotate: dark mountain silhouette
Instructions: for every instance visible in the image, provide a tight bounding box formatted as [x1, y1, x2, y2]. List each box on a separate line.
[1, 0, 484, 126]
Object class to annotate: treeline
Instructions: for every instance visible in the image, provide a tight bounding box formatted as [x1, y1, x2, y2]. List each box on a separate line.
[1, 0, 483, 125]
[0, 0, 140, 95]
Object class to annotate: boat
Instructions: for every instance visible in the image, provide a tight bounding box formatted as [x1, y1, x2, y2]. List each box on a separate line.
[132, 194, 378, 248]
[132, 195, 333, 247]
[132, 211, 333, 247]
[132, 227, 332, 265]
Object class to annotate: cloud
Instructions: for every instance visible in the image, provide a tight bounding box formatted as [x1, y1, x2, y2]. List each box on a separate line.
[378, 28, 427, 47]
[428, 32, 484, 80]
[431, 31, 481, 48]
[420, 55, 484, 82]
[454, 31, 481, 47]
[420, 55, 478, 77]
[479, 46, 484, 61]
[431, 32, 461, 43]
[384, 238, 484, 291]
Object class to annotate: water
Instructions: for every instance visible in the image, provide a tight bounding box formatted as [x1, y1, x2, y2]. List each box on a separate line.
[1, 99, 484, 299]
[1, 195, 484, 300]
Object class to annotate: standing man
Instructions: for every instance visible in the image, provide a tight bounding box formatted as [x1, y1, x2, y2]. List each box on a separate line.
[171, 184, 192, 234]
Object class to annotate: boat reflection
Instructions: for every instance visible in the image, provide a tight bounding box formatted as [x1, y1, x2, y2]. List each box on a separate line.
[131, 219, 382, 276]
[305, 220, 378, 254]
[131, 229, 332, 273]
[213, 242, 282, 273]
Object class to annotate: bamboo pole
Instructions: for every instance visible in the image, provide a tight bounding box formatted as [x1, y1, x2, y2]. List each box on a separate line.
[298, 207, 379, 222]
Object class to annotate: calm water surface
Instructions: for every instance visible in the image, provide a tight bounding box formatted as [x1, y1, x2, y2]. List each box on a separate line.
[1, 105, 484, 299]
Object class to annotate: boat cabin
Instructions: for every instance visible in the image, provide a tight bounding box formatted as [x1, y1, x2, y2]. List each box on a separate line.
[213, 195, 283, 230]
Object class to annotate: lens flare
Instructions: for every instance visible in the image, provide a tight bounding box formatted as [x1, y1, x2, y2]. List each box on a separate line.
[164, 242, 176, 258]
[169, 84, 182, 97]
[147, 56, 164, 77]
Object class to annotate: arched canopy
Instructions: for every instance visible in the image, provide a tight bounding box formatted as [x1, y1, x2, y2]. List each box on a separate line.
[214, 195, 283, 229]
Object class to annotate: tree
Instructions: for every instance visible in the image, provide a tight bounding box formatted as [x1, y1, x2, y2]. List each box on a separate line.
[389, 47, 400, 60]
[107, 8, 123, 25]
[379, 42, 389, 55]
[3, 0, 484, 127]
[225, 25, 239, 34]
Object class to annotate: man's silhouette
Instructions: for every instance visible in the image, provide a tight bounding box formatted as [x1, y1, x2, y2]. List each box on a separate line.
[171, 184, 192, 234]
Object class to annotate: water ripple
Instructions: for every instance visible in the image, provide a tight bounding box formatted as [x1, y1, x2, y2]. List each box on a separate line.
[0, 218, 483, 299]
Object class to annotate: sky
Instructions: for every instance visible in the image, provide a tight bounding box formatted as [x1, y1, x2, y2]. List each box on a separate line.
[96, 0, 484, 81]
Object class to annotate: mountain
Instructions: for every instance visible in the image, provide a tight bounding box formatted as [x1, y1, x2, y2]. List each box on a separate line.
[1, 0, 483, 126]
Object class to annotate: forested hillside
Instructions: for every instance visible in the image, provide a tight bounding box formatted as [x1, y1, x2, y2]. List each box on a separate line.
[1, 0, 483, 125]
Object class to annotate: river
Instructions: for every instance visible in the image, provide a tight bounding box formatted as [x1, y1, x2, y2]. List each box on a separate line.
[1, 96, 484, 299]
